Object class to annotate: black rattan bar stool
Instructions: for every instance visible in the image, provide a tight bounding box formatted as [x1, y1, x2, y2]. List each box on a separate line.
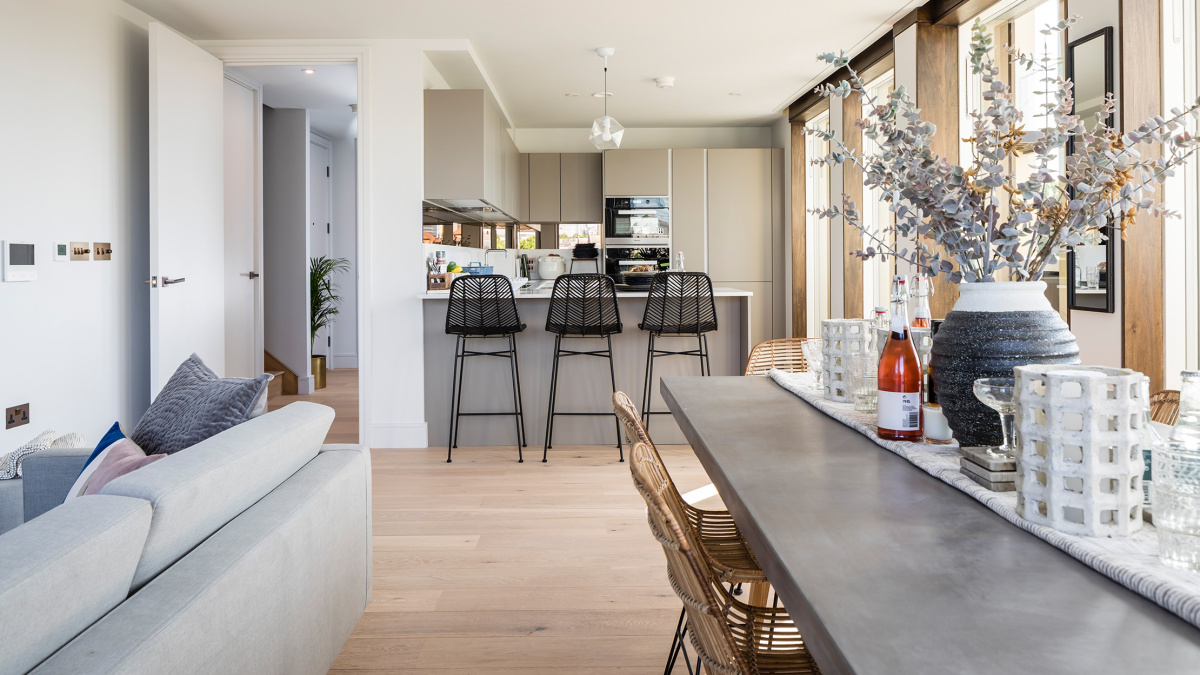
[543, 274, 624, 462]
[638, 272, 717, 432]
[445, 274, 528, 463]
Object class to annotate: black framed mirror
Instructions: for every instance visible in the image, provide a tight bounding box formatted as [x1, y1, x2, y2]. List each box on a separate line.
[1065, 27, 1115, 313]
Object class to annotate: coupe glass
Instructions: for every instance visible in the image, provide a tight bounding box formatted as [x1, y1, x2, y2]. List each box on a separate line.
[800, 339, 824, 389]
[973, 377, 1017, 459]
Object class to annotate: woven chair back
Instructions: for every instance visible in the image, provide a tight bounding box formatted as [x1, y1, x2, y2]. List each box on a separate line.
[1151, 389, 1181, 426]
[628, 442, 748, 674]
[545, 274, 623, 336]
[639, 272, 718, 335]
[744, 338, 812, 376]
[445, 274, 525, 336]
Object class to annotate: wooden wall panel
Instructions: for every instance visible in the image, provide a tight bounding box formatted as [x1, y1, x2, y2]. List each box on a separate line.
[842, 91, 865, 319]
[1120, 0, 1164, 392]
[791, 123, 807, 337]
[914, 18, 961, 317]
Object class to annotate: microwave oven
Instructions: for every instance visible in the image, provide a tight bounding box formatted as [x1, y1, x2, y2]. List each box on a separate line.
[604, 197, 669, 247]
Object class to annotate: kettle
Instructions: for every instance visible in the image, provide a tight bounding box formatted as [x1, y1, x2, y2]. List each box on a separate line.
[537, 255, 567, 280]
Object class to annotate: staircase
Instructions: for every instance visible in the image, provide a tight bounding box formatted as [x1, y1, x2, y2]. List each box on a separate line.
[266, 371, 285, 400]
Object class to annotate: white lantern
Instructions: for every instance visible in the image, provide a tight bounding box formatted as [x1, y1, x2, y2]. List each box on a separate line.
[1014, 365, 1146, 537]
[821, 319, 871, 402]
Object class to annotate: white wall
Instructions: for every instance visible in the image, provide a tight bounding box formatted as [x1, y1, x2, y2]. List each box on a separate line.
[330, 136, 358, 368]
[263, 107, 313, 391]
[0, 0, 154, 451]
[1066, 0, 1123, 368]
[513, 126, 774, 153]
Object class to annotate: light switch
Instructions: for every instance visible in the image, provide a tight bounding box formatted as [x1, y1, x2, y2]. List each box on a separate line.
[70, 242, 90, 261]
[93, 243, 112, 261]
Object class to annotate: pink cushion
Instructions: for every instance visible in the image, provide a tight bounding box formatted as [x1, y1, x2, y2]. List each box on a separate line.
[83, 439, 164, 496]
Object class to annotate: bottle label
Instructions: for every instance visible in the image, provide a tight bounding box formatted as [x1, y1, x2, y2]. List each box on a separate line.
[878, 390, 922, 432]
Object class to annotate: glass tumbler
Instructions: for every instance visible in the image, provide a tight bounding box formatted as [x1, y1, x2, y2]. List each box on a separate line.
[849, 352, 878, 414]
[800, 339, 824, 389]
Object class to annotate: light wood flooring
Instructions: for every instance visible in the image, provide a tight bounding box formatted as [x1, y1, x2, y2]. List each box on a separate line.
[268, 368, 359, 444]
[331, 443, 722, 673]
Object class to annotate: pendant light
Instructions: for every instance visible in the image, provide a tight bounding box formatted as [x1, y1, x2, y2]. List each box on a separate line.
[589, 47, 624, 150]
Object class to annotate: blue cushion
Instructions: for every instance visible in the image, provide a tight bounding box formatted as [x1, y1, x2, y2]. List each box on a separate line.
[79, 422, 124, 477]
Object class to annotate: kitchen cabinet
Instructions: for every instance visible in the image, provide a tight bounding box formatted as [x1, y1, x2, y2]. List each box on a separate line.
[671, 148, 706, 273]
[559, 153, 603, 222]
[528, 153, 560, 223]
[707, 148, 772, 283]
[424, 89, 517, 216]
[517, 153, 530, 222]
[722, 282, 772, 351]
[603, 149, 670, 196]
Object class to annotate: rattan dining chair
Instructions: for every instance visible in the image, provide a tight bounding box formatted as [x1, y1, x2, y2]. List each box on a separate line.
[1151, 389, 1181, 426]
[615, 391, 767, 674]
[743, 338, 813, 376]
[629, 441, 821, 675]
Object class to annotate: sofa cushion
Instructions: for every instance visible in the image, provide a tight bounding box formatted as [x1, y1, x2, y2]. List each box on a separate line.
[0, 479, 21, 536]
[84, 440, 163, 496]
[101, 401, 334, 589]
[131, 354, 271, 456]
[0, 495, 151, 675]
[22, 448, 92, 521]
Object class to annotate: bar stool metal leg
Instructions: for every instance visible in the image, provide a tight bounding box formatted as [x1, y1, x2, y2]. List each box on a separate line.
[606, 334, 624, 462]
[447, 335, 465, 463]
[507, 334, 525, 463]
[542, 334, 563, 462]
[511, 334, 528, 449]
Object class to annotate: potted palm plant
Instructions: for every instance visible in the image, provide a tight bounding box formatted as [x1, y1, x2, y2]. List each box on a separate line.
[310, 255, 351, 390]
[810, 19, 1200, 444]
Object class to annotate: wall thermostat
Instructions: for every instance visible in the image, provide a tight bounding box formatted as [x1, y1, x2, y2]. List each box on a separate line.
[2, 241, 36, 282]
[53, 243, 70, 262]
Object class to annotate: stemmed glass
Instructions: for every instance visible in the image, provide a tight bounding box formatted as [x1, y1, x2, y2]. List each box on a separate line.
[973, 377, 1017, 459]
[800, 339, 824, 389]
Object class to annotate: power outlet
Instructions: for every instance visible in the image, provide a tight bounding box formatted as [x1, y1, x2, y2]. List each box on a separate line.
[5, 403, 29, 430]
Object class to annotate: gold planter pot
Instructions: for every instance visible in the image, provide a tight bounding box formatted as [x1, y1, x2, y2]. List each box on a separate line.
[312, 355, 327, 390]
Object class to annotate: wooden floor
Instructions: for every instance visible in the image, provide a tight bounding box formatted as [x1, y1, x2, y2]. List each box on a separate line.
[268, 368, 359, 444]
[331, 443, 723, 673]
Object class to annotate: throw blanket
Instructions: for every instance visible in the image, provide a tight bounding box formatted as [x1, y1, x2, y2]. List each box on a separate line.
[768, 369, 1200, 631]
[0, 431, 85, 479]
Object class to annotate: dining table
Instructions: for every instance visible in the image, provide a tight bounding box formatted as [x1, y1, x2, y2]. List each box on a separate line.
[660, 375, 1200, 675]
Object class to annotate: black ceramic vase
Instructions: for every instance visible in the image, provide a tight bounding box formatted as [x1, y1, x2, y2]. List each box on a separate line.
[929, 281, 1080, 447]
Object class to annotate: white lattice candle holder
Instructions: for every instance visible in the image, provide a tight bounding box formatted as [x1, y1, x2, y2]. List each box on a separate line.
[821, 319, 871, 402]
[1014, 365, 1146, 537]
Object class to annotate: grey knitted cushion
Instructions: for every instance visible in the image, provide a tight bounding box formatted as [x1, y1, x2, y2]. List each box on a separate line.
[131, 354, 271, 455]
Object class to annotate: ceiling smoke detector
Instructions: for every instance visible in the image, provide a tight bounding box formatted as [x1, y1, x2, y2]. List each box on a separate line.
[655, 77, 675, 89]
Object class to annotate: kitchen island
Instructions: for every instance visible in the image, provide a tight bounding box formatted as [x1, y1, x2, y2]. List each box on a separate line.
[421, 285, 753, 447]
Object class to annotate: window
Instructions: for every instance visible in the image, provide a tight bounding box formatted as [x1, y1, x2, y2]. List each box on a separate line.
[805, 110, 832, 336]
[861, 72, 895, 318]
[1164, 0, 1200, 382]
[517, 224, 539, 249]
[494, 226, 507, 249]
[557, 223, 601, 249]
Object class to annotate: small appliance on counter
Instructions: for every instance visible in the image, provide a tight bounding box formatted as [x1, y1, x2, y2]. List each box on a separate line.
[537, 254, 566, 281]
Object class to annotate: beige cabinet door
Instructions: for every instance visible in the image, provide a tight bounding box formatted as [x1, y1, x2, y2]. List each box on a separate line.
[528, 153, 561, 223]
[559, 153, 603, 222]
[517, 153, 530, 222]
[671, 148, 706, 273]
[707, 148, 772, 283]
[603, 149, 669, 196]
[723, 282, 774, 351]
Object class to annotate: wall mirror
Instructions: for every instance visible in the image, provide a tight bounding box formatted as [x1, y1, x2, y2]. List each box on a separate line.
[1065, 26, 1115, 313]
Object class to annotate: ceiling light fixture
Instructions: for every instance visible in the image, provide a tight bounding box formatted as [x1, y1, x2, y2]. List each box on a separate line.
[301, 68, 315, 75]
[655, 77, 675, 89]
[589, 47, 623, 150]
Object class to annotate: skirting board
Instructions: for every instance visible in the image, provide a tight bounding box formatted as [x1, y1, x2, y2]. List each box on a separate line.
[370, 422, 428, 449]
[330, 355, 358, 369]
[298, 375, 316, 395]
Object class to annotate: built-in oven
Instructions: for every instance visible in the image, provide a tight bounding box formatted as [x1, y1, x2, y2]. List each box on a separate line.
[604, 247, 670, 285]
[604, 197, 670, 246]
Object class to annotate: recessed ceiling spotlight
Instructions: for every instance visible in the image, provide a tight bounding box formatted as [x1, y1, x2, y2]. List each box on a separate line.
[592, 92, 613, 98]
[565, 93, 580, 97]
[301, 68, 316, 75]
[655, 77, 675, 89]
[728, 92, 742, 96]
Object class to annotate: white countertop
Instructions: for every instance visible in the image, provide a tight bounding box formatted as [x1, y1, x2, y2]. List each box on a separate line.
[419, 284, 753, 300]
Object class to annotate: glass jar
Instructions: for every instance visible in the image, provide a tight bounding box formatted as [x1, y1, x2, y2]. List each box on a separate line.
[1154, 372, 1200, 570]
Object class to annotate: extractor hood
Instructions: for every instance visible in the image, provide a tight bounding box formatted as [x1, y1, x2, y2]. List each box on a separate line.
[422, 199, 516, 224]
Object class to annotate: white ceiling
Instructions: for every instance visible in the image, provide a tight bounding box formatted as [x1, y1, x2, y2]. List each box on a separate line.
[227, 64, 358, 139]
[132, 0, 923, 129]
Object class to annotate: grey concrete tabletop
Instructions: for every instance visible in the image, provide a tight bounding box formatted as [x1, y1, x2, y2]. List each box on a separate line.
[661, 375, 1200, 675]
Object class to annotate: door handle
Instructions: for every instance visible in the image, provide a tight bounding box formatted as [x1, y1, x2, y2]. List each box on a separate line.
[247, 271, 260, 279]
[162, 277, 186, 286]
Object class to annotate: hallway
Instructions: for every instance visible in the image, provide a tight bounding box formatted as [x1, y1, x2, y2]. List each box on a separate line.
[268, 368, 359, 444]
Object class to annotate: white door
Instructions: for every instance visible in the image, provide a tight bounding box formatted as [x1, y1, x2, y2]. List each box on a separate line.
[149, 22, 226, 395]
[309, 138, 332, 358]
[223, 76, 262, 378]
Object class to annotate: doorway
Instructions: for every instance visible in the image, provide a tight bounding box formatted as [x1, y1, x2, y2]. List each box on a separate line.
[223, 63, 361, 443]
